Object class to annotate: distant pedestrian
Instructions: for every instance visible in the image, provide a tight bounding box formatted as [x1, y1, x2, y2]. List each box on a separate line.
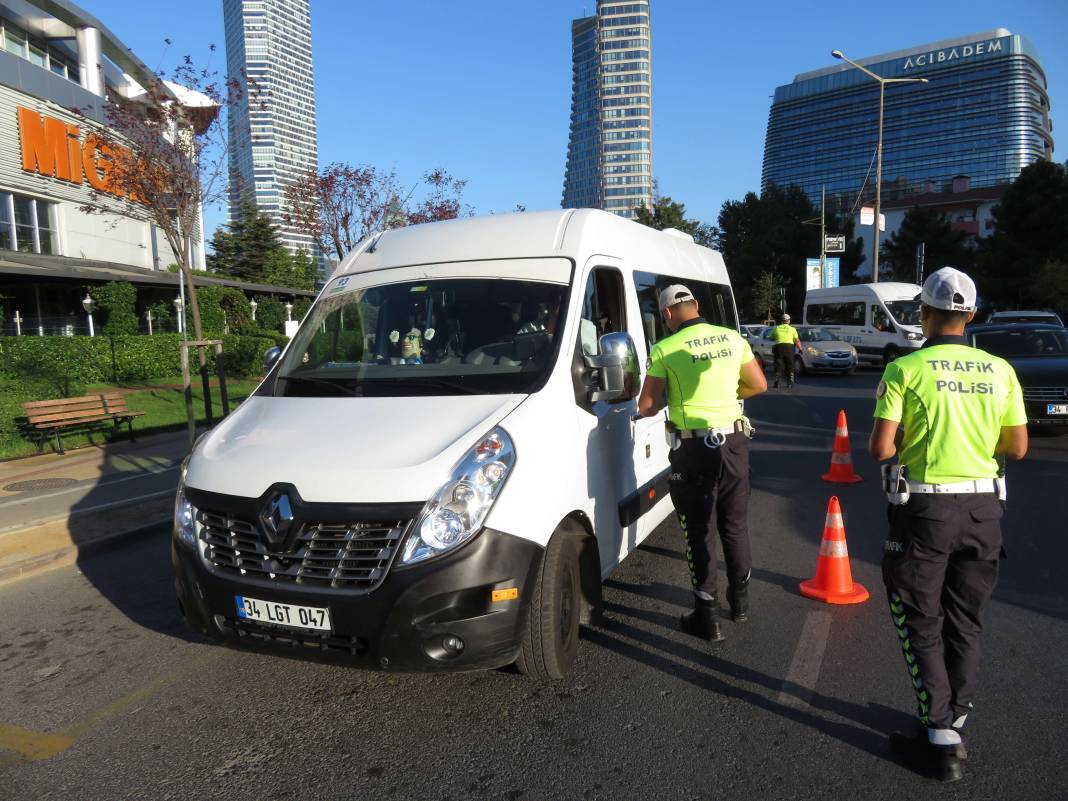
[636, 285, 767, 641]
[770, 313, 801, 389]
[868, 267, 1028, 782]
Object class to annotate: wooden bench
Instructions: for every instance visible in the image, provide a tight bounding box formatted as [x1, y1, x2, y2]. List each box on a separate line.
[22, 392, 146, 454]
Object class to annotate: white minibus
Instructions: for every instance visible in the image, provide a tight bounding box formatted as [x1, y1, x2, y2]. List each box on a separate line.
[803, 282, 925, 366]
[172, 209, 741, 679]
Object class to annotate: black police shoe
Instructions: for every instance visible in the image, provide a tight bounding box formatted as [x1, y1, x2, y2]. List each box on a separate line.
[727, 580, 749, 623]
[679, 599, 724, 642]
[889, 730, 964, 782]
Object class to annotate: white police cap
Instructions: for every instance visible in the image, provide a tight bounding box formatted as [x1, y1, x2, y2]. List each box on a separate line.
[658, 284, 695, 309]
[920, 267, 977, 313]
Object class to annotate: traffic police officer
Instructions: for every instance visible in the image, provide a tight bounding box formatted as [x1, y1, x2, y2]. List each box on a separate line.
[637, 285, 767, 641]
[770, 313, 801, 389]
[868, 267, 1028, 782]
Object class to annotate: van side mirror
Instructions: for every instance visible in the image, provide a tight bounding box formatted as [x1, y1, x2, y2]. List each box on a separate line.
[584, 332, 640, 403]
[263, 346, 282, 372]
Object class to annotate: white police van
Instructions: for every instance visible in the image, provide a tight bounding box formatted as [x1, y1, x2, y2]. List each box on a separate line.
[172, 209, 741, 678]
[803, 282, 925, 366]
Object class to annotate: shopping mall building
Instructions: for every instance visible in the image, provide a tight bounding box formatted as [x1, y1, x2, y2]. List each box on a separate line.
[0, 0, 306, 336]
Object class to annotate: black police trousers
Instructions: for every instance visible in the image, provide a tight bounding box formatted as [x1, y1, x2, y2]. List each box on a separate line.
[882, 493, 1003, 731]
[668, 432, 752, 600]
[773, 343, 795, 386]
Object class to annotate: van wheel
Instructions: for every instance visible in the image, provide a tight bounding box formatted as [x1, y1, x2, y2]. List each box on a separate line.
[883, 345, 900, 366]
[516, 530, 581, 680]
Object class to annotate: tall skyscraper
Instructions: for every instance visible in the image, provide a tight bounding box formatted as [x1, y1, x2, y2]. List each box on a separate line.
[562, 1, 653, 220]
[762, 30, 1054, 212]
[224, 0, 319, 255]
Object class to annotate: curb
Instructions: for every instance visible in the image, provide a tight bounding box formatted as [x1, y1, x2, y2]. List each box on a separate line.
[0, 496, 173, 587]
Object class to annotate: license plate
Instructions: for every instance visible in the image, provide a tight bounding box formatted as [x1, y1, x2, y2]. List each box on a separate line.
[235, 595, 331, 631]
[1048, 404, 1068, 415]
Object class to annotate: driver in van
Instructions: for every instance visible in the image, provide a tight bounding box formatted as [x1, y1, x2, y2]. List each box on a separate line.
[636, 284, 768, 642]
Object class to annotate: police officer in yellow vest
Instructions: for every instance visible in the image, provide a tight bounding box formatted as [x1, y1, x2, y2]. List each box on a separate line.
[770, 313, 802, 389]
[637, 285, 767, 641]
[869, 267, 1028, 782]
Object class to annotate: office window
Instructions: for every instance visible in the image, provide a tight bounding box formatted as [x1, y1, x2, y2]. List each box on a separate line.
[4, 26, 26, 58]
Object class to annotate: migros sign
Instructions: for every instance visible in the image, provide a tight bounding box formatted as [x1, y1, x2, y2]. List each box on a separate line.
[16, 106, 141, 202]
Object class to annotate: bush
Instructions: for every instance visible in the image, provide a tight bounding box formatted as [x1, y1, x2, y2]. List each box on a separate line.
[0, 333, 276, 384]
[94, 281, 139, 335]
[194, 285, 252, 335]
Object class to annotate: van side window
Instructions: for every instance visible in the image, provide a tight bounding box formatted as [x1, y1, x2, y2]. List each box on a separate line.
[580, 268, 626, 355]
[633, 270, 738, 352]
[871, 304, 893, 333]
[808, 301, 865, 326]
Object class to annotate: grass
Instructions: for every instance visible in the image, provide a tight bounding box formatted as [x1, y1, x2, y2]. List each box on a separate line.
[1, 376, 262, 460]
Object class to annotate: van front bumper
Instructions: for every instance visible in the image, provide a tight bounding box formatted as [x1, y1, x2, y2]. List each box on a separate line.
[172, 526, 543, 672]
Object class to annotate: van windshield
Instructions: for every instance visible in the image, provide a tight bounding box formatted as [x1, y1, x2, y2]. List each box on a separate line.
[886, 299, 921, 326]
[274, 278, 568, 397]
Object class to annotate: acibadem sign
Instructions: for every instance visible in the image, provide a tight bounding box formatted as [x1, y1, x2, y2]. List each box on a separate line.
[16, 106, 143, 203]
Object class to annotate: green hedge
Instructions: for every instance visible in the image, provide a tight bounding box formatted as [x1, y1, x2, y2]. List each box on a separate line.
[0, 333, 277, 386]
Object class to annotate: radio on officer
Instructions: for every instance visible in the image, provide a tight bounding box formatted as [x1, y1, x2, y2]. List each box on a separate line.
[636, 285, 767, 642]
[868, 267, 1028, 782]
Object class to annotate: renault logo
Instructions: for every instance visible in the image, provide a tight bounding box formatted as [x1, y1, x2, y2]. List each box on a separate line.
[260, 493, 296, 550]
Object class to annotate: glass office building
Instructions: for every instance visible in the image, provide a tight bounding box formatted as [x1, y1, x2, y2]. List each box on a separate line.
[562, 1, 653, 219]
[762, 30, 1054, 212]
[224, 0, 319, 256]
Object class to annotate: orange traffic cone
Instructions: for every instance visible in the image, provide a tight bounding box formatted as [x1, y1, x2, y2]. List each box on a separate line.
[822, 409, 863, 484]
[800, 496, 869, 604]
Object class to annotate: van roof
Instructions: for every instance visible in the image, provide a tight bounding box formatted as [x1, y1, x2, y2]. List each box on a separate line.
[805, 282, 921, 301]
[332, 209, 730, 285]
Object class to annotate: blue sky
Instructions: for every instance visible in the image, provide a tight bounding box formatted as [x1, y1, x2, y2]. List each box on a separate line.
[88, 0, 1067, 236]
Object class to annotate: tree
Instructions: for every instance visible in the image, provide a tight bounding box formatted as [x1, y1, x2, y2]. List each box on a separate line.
[283, 163, 472, 261]
[633, 196, 716, 246]
[750, 271, 785, 324]
[979, 161, 1068, 311]
[77, 51, 240, 349]
[880, 205, 973, 283]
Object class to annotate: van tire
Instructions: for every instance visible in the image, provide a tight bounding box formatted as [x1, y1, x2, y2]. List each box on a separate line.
[883, 345, 900, 366]
[515, 530, 581, 680]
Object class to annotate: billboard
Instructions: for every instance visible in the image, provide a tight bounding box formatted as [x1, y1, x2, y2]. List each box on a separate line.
[806, 258, 840, 290]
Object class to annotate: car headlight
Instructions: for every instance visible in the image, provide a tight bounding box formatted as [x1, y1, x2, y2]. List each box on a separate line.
[805, 346, 819, 356]
[904, 331, 924, 341]
[174, 459, 198, 549]
[400, 427, 516, 566]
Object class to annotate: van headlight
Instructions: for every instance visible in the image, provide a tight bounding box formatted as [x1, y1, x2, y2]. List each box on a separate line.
[400, 427, 516, 566]
[174, 460, 198, 549]
[905, 331, 924, 341]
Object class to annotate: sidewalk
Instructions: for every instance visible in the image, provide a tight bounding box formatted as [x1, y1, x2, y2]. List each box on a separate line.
[0, 430, 195, 585]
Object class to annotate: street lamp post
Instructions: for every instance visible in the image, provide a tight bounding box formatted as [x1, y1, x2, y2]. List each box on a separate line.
[249, 298, 258, 322]
[285, 302, 293, 322]
[173, 295, 185, 334]
[831, 49, 928, 283]
[81, 293, 96, 337]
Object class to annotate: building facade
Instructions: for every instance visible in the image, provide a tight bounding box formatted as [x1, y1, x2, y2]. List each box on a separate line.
[224, 0, 319, 256]
[562, 0, 653, 219]
[0, 0, 211, 336]
[762, 30, 1054, 213]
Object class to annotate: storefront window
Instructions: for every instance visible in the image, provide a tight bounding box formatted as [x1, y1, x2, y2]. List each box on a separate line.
[1, 193, 58, 255]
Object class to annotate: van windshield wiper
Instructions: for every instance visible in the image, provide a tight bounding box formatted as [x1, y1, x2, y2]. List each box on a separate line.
[281, 374, 360, 397]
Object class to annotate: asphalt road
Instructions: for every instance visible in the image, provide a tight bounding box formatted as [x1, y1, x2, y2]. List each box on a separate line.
[2, 372, 1066, 801]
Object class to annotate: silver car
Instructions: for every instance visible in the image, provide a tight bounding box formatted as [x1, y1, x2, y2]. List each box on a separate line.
[795, 326, 857, 374]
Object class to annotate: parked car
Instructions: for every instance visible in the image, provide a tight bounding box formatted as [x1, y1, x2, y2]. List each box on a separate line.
[750, 326, 776, 367]
[965, 323, 1068, 430]
[985, 310, 1065, 327]
[794, 326, 858, 374]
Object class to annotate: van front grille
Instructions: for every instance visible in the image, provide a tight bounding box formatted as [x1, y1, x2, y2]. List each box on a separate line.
[198, 509, 408, 591]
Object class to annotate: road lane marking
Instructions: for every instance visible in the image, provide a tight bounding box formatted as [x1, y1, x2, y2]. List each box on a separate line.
[0, 650, 222, 767]
[777, 610, 833, 708]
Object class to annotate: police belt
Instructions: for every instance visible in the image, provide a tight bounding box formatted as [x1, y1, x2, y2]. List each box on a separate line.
[668, 419, 753, 443]
[906, 478, 1002, 495]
